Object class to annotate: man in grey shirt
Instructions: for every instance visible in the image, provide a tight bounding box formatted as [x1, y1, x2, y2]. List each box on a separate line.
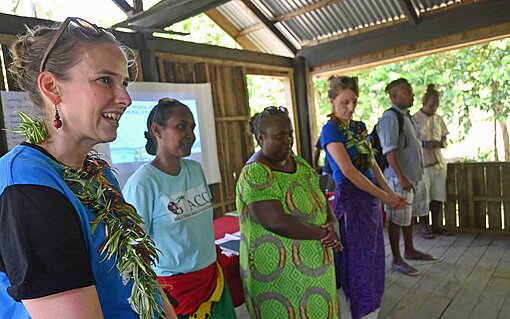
[376, 78, 435, 276]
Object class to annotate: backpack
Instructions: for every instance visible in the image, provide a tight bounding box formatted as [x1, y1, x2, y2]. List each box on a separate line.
[370, 108, 404, 171]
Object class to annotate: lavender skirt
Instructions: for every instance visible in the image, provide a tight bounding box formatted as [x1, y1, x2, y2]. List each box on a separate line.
[334, 179, 385, 319]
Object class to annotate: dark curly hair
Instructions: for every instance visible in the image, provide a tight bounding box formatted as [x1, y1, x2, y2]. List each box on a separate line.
[249, 106, 290, 145]
[144, 98, 191, 155]
[385, 78, 409, 95]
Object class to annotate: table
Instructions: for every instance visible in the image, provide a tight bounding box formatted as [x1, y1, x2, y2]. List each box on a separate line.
[213, 215, 244, 307]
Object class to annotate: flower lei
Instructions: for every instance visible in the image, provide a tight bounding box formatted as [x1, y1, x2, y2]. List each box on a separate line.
[14, 112, 164, 319]
[329, 113, 375, 171]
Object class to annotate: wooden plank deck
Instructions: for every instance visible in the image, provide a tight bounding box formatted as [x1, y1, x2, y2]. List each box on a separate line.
[380, 230, 510, 319]
[235, 230, 510, 319]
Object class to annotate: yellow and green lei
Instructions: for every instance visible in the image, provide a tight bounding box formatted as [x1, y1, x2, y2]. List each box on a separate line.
[329, 113, 375, 171]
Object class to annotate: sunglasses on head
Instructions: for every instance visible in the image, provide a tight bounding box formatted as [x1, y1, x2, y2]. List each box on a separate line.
[336, 76, 358, 85]
[39, 17, 102, 73]
[263, 106, 288, 115]
[152, 98, 180, 124]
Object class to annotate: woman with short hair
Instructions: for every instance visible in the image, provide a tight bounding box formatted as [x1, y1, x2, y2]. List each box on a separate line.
[236, 106, 341, 318]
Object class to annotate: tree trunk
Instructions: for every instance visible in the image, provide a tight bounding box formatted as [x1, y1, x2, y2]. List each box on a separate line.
[494, 115, 498, 161]
[499, 119, 510, 161]
[490, 82, 509, 161]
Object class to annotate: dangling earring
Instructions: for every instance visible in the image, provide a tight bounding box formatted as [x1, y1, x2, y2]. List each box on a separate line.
[53, 104, 62, 129]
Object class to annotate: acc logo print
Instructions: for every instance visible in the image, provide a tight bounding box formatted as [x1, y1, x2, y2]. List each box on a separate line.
[167, 200, 184, 215]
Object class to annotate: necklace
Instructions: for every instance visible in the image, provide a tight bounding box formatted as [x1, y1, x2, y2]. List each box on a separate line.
[14, 112, 164, 319]
[329, 114, 375, 171]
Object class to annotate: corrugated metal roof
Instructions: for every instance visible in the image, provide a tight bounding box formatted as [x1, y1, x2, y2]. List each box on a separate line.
[215, 0, 468, 57]
[216, 1, 296, 56]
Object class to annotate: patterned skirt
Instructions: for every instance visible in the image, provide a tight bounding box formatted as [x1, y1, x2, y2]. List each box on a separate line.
[333, 179, 386, 319]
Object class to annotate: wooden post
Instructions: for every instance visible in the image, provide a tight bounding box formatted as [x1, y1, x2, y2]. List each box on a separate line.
[503, 164, 510, 230]
[445, 164, 457, 228]
[467, 165, 475, 228]
[486, 163, 502, 229]
[472, 164, 486, 229]
[456, 164, 469, 228]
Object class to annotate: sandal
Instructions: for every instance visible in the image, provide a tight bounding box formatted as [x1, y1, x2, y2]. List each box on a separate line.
[420, 226, 435, 239]
[405, 252, 436, 261]
[433, 227, 453, 236]
[391, 263, 419, 276]
[421, 231, 435, 239]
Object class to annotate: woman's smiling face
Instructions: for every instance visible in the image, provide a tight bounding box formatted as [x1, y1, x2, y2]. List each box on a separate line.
[155, 106, 196, 159]
[56, 41, 132, 146]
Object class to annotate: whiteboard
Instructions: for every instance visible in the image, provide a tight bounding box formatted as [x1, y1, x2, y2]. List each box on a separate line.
[1, 91, 36, 150]
[112, 82, 221, 187]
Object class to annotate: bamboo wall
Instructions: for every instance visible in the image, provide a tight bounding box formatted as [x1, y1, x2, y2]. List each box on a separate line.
[445, 162, 510, 233]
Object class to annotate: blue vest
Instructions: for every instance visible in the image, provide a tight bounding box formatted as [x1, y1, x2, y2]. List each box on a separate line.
[0, 145, 140, 319]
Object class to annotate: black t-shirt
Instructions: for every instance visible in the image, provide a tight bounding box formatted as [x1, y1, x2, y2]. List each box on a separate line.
[0, 184, 95, 301]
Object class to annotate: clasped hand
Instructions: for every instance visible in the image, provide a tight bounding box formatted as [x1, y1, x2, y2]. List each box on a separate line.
[385, 193, 407, 210]
[320, 223, 343, 251]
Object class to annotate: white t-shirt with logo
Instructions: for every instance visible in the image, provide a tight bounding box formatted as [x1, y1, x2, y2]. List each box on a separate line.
[123, 159, 216, 276]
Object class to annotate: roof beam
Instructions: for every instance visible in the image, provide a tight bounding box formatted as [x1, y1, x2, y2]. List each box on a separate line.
[110, 0, 144, 16]
[227, 0, 346, 38]
[110, 0, 133, 15]
[240, 0, 298, 54]
[397, 0, 418, 26]
[113, 0, 231, 29]
[237, 23, 265, 36]
[298, 0, 510, 68]
[148, 37, 295, 68]
[274, 0, 347, 23]
[0, 13, 52, 35]
[205, 8, 261, 51]
[133, 0, 143, 14]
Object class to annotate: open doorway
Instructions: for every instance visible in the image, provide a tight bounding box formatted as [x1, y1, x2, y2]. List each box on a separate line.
[246, 74, 297, 155]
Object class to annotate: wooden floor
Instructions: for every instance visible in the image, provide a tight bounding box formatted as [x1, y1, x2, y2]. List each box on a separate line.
[380, 230, 510, 319]
[235, 230, 510, 319]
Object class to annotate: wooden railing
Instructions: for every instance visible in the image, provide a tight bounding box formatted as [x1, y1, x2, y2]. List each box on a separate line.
[444, 162, 510, 233]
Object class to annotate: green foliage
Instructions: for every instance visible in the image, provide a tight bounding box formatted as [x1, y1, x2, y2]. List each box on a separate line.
[162, 13, 241, 49]
[313, 38, 510, 147]
[474, 147, 496, 162]
[247, 75, 287, 115]
[63, 155, 163, 319]
[10, 111, 47, 144]
[331, 115, 375, 170]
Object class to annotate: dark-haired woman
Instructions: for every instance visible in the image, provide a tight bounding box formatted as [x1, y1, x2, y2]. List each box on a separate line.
[320, 76, 406, 319]
[236, 106, 341, 318]
[0, 18, 174, 318]
[123, 98, 237, 319]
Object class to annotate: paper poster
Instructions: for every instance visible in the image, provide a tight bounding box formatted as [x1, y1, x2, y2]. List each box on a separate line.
[1, 91, 34, 150]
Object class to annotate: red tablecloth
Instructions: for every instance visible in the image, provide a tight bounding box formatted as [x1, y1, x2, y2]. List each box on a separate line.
[213, 215, 244, 307]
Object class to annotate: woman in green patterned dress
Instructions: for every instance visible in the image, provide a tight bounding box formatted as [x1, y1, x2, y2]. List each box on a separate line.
[236, 106, 342, 319]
